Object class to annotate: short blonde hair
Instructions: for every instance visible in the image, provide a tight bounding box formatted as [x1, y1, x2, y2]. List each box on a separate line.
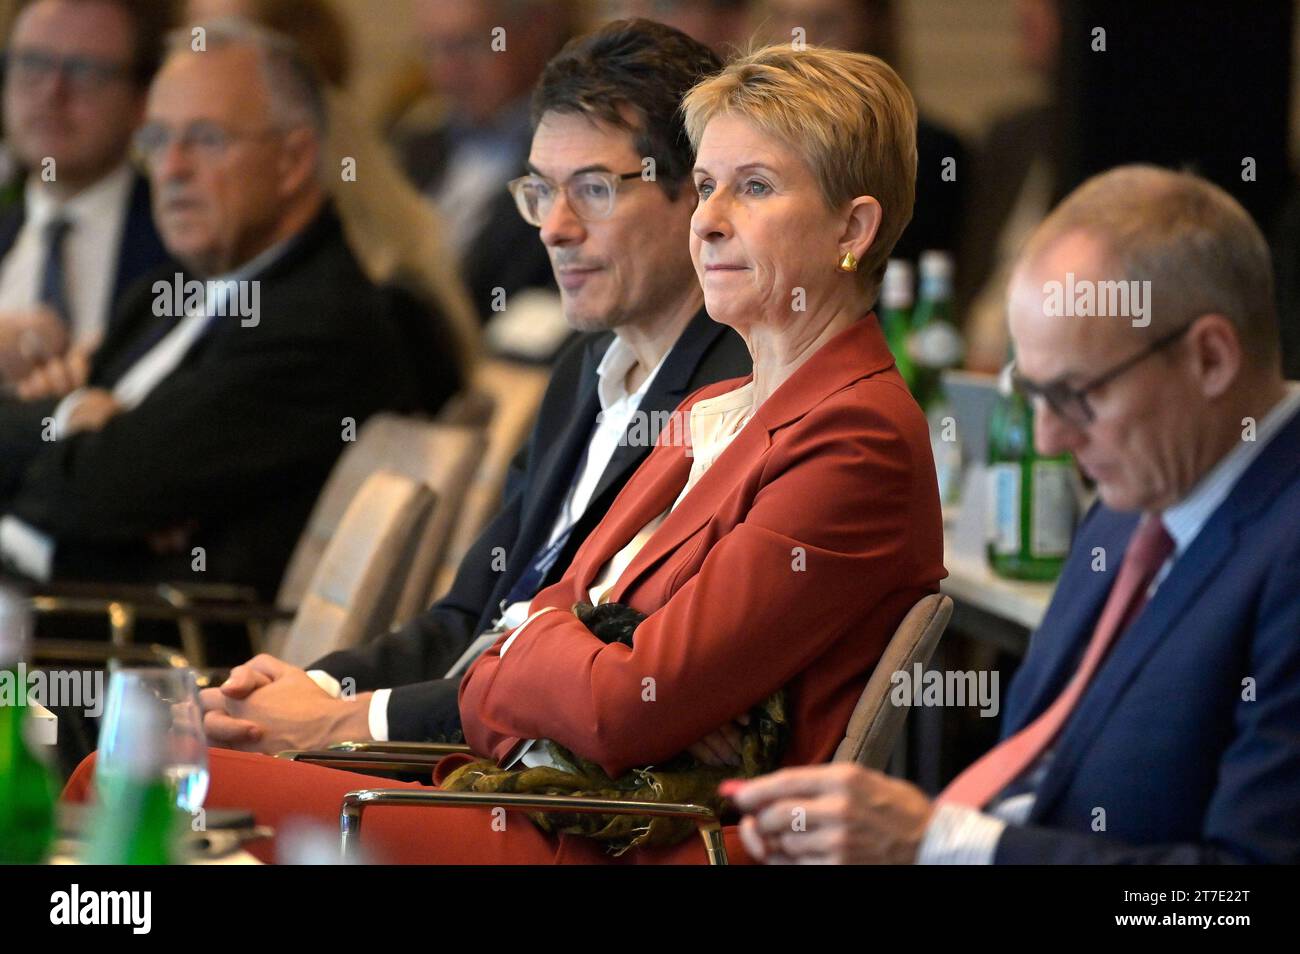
[681, 44, 917, 298]
[1022, 165, 1280, 369]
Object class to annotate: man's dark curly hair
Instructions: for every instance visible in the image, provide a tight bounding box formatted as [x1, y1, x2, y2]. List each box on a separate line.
[530, 18, 722, 199]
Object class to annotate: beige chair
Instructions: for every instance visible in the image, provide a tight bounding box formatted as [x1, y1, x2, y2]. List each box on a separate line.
[276, 470, 434, 666]
[29, 414, 485, 664]
[281, 593, 955, 864]
[833, 593, 954, 769]
[274, 414, 485, 631]
[427, 358, 551, 601]
[178, 414, 483, 659]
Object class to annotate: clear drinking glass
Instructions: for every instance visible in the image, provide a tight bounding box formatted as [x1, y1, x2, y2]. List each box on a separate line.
[96, 667, 209, 814]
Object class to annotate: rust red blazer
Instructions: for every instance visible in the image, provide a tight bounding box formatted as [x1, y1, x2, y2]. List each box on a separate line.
[458, 316, 946, 777]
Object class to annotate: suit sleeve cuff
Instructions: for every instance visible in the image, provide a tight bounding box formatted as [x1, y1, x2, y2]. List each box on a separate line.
[916, 803, 1006, 865]
[367, 688, 393, 741]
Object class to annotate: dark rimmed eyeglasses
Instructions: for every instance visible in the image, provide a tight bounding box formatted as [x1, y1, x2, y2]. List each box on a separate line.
[1007, 321, 1194, 426]
[508, 170, 645, 226]
[2, 49, 131, 92]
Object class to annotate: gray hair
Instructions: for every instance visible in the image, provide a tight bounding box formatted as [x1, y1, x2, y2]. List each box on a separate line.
[166, 16, 328, 138]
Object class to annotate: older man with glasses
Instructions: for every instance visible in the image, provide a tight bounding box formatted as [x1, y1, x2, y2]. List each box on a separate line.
[0, 0, 171, 396]
[0, 16, 460, 609]
[728, 165, 1300, 865]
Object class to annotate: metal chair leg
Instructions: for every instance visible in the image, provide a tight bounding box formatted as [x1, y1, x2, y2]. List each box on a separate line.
[339, 788, 729, 864]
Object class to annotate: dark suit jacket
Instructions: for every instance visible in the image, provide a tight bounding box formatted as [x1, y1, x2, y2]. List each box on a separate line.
[993, 406, 1300, 863]
[312, 309, 752, 740]
[0, 205, 461, 596]
[891, 115, 968, 263]
[458, 316, 946, 778]
[394, 118, 554, 321]
[0, 172, 170, 333]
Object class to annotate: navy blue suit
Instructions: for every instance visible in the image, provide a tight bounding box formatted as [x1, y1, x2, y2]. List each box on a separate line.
[994, 407, 1300, 863]
[0, 173, 171, 331]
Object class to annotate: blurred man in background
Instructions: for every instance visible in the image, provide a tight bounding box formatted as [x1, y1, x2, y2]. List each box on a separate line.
[0, 18, 459, 597]
[394, 0, 571, 320]
[957, 0, 1062, 371]
[183, 0, 483, 399]
[0, 0, 171, 393]
[600, 0, 752, 53]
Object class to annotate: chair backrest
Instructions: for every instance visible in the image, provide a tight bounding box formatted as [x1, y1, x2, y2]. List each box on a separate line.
[274, 414, 486, 628]
[276, 470, 435, 667]
[832, 593, 954, 770]
[388, 422, 487, 625]
[428, 358, 550, 601]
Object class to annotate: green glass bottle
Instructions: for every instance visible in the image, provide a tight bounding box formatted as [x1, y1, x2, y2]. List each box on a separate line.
[880, 259, 916, 391]
[907, 250, 964, 414]
[0, 586, 57, 865]
[907, 253, 966, 504]
[85, 681, 182, 865]
[986, 387, 1077, 581]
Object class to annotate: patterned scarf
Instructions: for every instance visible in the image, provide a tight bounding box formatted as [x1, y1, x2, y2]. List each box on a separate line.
[443, 602, 789, 854]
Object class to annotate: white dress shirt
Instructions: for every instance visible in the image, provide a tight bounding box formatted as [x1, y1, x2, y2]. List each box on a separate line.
[919, 383, 1300, 864]
[317, 335, 671, 741]
[0, 164, 134, 349]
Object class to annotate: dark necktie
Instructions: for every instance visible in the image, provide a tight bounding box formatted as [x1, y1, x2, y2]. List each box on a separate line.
[38, 216, 74, 326]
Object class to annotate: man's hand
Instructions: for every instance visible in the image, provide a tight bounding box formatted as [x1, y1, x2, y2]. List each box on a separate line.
[688, 712, 750, 767]
[16, 347, 92, 401]
[726, 763, 935, 864]
[0, 307, 68, 383]
[62, 386, 119, 433]
[200, 654, 373, 754]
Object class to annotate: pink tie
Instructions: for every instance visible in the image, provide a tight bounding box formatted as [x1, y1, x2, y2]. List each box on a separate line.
[939, 514, 1175, 810]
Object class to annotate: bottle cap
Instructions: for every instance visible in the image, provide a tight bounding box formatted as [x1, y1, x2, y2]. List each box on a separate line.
[881, 259, 914, 309]
[918, 250, 954, 298]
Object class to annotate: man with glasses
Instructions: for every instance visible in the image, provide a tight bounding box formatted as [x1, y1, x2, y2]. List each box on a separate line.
[726, 165, 1300, 865]
[0, 18, 456, 605]
[0, 0, 171, 395]
[192, 20, 751, 775]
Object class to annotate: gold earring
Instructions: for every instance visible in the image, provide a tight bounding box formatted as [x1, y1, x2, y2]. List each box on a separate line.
[837, 250, 858, 272]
